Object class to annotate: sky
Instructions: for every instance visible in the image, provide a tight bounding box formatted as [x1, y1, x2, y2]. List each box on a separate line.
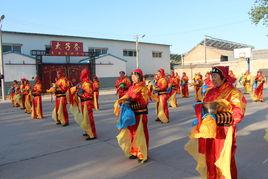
[1, 0, 267, 53]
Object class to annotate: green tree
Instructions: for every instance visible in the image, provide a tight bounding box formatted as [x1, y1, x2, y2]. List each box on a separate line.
[170, 54, 182, 70]
[249, 0, 268, 26]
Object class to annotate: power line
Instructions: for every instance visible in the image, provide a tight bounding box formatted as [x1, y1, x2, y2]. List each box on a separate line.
[148, 19, 249, 37]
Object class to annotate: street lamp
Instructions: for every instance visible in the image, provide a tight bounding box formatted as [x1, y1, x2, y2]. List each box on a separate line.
[135, 34, 145, 68]
[0, 14, 5, 100]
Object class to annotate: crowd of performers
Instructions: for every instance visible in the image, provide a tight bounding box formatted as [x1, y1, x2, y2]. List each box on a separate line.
[239, 70, 266, 102]
[9, 77, 43, 119]
[7, 66, 268, 178]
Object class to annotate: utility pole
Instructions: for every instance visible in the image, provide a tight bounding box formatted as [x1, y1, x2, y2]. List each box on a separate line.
[0, 15, 5, 100]
[135, 34, 145, 68]
[204, 35, 207, 63]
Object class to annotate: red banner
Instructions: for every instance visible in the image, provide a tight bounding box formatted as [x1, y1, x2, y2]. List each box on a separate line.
[50, 41, 84, 56]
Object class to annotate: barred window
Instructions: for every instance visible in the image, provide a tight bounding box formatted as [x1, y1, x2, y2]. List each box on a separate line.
[88, 48, 108, 56]
[152, 51, 162, 58]
[2, 44, 22, 53]
[123, 50, 136, 57]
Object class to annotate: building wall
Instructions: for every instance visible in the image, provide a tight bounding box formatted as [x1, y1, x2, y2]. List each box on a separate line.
[2, 32, 170, 75]
[183, 44, 234, 64]
[175, 58, 268, 85]
[95, 55, 126, 78]
[3, 53, 36, 82]
[252, 49, 268, 60]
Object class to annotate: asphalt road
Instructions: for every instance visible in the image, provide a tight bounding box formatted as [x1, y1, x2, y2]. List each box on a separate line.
[0, 90, 268, 179]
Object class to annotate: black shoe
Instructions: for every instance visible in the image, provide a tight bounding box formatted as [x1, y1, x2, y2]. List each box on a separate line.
[62, 123, 69, 127]
[155, 118, 160, 122]
[56, 122, 61, 125]
[86, 137, 96, 141]
[129, 155, 137, 159]
[83, 133, 88, 136]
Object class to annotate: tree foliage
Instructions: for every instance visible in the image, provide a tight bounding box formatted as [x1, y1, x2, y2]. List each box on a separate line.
[170, 54, 181, 70]
[249, 0, 268, 26]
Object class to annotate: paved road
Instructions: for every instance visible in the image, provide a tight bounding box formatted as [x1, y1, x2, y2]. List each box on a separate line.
[0, 90, 268, 179]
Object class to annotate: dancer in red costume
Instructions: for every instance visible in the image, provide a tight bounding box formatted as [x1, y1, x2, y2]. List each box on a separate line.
[185, 66, 246, 179]
[114, 68, 149, 163]
[47, 70, 70, 126]
[115, 71, 131, 98]
[31, 76, 43, 119]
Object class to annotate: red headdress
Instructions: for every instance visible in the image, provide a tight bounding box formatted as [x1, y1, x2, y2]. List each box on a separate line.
[80, 68, 90, 82]
[170, 71, 175, 77]
[21, 78, 27, 83]
[34, 76, 41, 83]
[212, 66, 236, 85]
[132, 68, 143, 77]
[158, 68, 165, 77]
[93, 75, 99, 81]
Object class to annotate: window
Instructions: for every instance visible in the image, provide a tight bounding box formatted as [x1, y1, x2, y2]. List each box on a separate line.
[2, 44, 22, 53]
[123, 50, 136, 57]
[220, 55, 228, 62]
[2, 45, 11, 53]
[152, 51, 162, 58]
[13, 45, 22, 53]
[88, 48, 108, 56]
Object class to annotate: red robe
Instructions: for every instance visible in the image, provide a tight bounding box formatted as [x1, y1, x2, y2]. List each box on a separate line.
[14, 84, 21, 107]
[201, 83, 246, 179]
[155, 76, 169, 123]
[24, 83, 32, 114]
[78, 79, 97, 138]
[9, 84, 16, 107]
[31, 82, 43, 119]
[181, 75, 189, 98]
[93, 80, 100, 110]
[115, 81, 149, 162]
[54, 77, 70, 125]
[193, 75, 203, 101]
[253, 74, 265, 102]
[127, 82, 149, 160]
[175, 74, 181, 94]
[168, 74, 179, 107]
[20, 84, 26, 109]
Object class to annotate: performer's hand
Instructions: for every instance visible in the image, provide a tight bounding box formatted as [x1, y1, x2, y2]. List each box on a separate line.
[202, 113, 217, 121]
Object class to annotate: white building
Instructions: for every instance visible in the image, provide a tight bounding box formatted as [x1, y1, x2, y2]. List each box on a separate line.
[2, 31, 170, 81]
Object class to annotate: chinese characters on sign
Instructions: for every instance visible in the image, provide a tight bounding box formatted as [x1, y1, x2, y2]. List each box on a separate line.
[50, 41, 84, 56]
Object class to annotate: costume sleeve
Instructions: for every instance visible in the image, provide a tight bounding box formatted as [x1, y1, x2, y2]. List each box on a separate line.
[125, 78, 131, 88]
[93, 82, 99, 91]
[57, 79, 69, 92]
[80, 82, 93, 99]
[115, 79, 119, 88]
[36, 84, 42, 94]
[140, 87, 149, 105]
[33, 84, 42, 95]
[230, 89, 247, 125]
[156, 79, 168, 91]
